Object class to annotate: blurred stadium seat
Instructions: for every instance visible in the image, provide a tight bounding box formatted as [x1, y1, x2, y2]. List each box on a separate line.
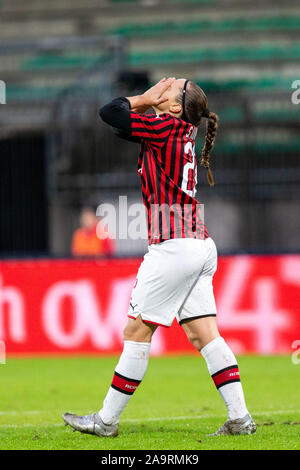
[0, 0, 299, 256]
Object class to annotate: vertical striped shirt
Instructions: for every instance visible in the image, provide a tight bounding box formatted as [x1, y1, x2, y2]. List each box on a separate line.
[130, 112, 209, 245]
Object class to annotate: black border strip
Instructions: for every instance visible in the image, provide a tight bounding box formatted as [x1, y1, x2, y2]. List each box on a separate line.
[114, 371, 142, 384]
[211, 364, 239, 378]
[216, 378, 241, 389]
[179, 314, 216, 326]
[111, 384, 134, 396]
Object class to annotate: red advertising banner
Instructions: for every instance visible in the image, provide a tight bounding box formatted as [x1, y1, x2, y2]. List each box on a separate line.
[0, 255, 299, 356]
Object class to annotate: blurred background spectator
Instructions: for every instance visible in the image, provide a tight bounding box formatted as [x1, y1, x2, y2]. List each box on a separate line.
[71, 206, 115, 257]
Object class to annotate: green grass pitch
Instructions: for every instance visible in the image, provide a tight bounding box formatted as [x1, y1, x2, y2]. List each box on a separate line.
[0, 355, 299, 450]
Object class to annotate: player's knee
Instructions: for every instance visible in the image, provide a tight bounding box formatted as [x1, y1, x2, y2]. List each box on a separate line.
[186, 332, 203, 351]
[123, 323, 135, 341]
[123, 316, 156, 342]
[122, 321, 149, 342]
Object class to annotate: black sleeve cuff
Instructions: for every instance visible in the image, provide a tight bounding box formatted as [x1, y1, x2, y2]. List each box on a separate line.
[99, 97, 131, 133]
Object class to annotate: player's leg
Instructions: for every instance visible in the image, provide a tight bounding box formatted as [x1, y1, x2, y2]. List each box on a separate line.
[98, 316, 157, 426]
[177, 238, 255, 434]
[182, 316, 248, 418]
[63, 239, 206, 437]
[180, 315, 220, 352]
[63, 316, 157, 437]
[181, 316, 256, 435]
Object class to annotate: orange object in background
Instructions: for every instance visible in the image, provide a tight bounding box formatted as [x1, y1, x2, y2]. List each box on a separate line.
[71, 224, 114, 257]
[71, 207, 115, 257]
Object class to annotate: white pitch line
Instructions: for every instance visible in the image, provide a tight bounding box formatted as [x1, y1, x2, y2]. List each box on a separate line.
[0, 423, 62, 428]
[0, 409, 299, 429]
[0, 411, 40, 416]
[0, 408, 298, 418]
[122, 409, 300, 423]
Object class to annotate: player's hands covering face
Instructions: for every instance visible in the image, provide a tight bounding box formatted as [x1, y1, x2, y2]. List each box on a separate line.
[142, 77, 176, 108]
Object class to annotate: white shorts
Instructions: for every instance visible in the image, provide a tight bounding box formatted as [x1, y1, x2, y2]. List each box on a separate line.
[128, 237, 217, 327]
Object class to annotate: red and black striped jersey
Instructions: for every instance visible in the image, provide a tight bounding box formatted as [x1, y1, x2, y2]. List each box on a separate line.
[130, 112, 209, 245]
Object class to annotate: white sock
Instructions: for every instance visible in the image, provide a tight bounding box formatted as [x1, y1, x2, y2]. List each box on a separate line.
[201, 337, 249, 420]
[99, 340, 151, 425]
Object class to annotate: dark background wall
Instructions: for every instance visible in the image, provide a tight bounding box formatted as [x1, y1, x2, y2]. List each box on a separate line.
[0, 135, 48, 255]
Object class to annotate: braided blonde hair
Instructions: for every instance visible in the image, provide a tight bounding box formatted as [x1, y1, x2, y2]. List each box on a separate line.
[200, 112, 219, 186]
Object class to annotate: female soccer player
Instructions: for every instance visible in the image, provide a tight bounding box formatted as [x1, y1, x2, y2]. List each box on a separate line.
[63, 77, 256, 437]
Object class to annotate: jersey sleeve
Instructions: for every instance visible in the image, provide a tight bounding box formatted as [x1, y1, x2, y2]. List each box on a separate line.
[112, 127, 141, 144]
[130, 112, 173, 146]
[99, 97, 173, 146]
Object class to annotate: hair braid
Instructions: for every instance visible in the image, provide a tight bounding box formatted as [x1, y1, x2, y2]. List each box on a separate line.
[200, 112, 219, 186]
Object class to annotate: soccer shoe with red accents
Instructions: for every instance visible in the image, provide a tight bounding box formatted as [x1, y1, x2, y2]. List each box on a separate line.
[63, 412, 118, 437]
[208, 413, 256, 436]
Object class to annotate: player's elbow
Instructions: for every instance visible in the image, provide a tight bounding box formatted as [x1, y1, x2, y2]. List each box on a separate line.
[99, 101, 122, 128]
[99, 104, 111, 124]
[99, 100, 131, 134]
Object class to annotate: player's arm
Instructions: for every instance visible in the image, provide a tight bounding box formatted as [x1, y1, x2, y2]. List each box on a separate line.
[99, 96, 132, 133]
[99, 77, 175, 128]
[99, 77, 175, 143]
[126, 77, 175, 111]
[99, 96, 140, 143]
